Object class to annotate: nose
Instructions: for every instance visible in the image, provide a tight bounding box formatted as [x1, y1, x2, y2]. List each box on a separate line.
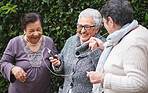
[81, 27, 86, 33]
[33, 31, 39, 36]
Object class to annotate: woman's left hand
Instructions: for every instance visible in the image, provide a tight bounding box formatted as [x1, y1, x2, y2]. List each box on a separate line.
[87, 71, 104, 84]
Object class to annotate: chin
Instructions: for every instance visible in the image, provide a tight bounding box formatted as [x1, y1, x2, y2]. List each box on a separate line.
[81, 39, 88, 42]
[32, 39, 39, 42]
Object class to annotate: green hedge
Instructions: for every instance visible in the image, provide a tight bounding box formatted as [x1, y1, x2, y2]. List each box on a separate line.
[0, 0, 147, 93]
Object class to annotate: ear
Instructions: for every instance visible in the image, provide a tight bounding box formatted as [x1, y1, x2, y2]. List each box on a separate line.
[108, 17, 115, 27]
[95, 27, 100, 34]
[23, 29, 26, 35]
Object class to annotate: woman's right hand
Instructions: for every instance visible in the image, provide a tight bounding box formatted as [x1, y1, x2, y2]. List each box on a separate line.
[49, 55, 61, 67]
[11, 66, 27, 82]
[84, 37, 104, 51]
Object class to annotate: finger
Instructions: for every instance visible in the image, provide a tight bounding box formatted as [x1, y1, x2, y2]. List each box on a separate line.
[89, 45, 92, 50]
[86, 72, 92, 78]
[84, 40, 90, 44]
[54, 61, 61, 67]
[16, 72, 24, 82]
[21, 70, 27, 78]
[18, 70, 26, 81]
[49, 57, 56, 63]
[49, 57, 54, 60]
[54, 63, 60, 67]
[53, 61, 59, 66]
[86, 72, 90, 77]
[54, 55, 60, 60]
[90, 79, 98, 84]
[89, 44, 95, 51]
[19, 72, 26, 82]
[54, 55, 58, 58]
[18, 68, 26, 82]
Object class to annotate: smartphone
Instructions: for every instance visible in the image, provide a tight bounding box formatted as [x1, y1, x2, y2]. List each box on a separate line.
[48, 49, 57, 59]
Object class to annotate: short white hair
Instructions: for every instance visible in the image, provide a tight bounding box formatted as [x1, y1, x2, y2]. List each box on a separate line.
[77, 8, 102, 29]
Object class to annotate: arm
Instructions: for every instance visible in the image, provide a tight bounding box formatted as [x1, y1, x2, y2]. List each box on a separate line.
[0, 39, 27, 83]
[50, 38, 71, 73]
[104, 45, 148, 93]
[1, 40, 16, 82]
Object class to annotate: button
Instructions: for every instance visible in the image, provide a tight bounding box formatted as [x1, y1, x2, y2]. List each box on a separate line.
[70, 83, 73, 86]
[76, 51, 80, 55]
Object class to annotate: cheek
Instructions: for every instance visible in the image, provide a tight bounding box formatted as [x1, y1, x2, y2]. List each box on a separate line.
[77, 30, 81, 36]
[39, 31, 43, 35]
[77, 29, 80, 33]
[89, 31, 96, 37]
[27, 33, 32, 36]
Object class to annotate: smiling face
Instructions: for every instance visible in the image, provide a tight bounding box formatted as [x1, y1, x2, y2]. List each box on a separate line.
[23, 20, 43, 44]
[77, 17, 99, 42]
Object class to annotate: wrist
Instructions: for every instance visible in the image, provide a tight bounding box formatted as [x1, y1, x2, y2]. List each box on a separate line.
[11, 66, 15, 75]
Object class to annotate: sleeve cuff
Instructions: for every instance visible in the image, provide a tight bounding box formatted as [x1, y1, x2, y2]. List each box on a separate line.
[2, 63, 15, 82]
[10, 74, 16, 83]
[52, 60, 64, 73]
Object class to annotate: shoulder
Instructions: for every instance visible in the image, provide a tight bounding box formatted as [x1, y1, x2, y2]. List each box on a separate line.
[61, 34, 78, 50]
[132, 25, 148, 42]
[44, 35, 53, 41]
[65, 34, 78, 43]
[43, 35, 54, 43]
[123, 25, 148, 46]
[8, 35, 22, 44]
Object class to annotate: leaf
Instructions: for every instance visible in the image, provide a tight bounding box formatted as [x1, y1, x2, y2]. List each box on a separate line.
[145, 13, 148, 20]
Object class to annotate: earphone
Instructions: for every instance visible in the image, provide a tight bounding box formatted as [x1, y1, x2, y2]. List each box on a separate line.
[42, 47, 74, 77]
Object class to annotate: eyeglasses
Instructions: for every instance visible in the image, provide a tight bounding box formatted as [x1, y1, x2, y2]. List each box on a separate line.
[77, 25, 95, 30]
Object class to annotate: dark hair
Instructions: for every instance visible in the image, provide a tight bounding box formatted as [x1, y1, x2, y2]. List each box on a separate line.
[21, 13, 43, 29]
[100, 0, 133, 26]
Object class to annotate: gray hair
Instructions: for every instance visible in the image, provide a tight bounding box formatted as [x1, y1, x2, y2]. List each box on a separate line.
[77, 8, 102, 29]
[100, 0, 133, 26]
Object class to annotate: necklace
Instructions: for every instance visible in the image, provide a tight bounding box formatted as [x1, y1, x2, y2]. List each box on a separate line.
[24, 35, 42, 45]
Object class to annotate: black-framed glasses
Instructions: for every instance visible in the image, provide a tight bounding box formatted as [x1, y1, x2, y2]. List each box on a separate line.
[77, 25, 95, 30]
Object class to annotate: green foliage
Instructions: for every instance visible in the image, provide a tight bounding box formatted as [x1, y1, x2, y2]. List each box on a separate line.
[0, 0, 147, 93]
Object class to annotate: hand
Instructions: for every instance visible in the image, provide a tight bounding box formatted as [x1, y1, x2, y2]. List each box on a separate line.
[49, 55, 61, 67]
[84, 37, 98, 51]
[87, 71, 104, 84]
[11, 66, 27, 82]
[94, 37, 104, 51]
[84, 37, 104, 51]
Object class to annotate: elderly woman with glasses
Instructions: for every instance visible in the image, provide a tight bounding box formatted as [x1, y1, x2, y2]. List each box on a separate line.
[49, 8, 106, 93]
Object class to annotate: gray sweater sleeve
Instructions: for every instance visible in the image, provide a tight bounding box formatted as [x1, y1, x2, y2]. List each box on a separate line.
[52, 37, 70, 74]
